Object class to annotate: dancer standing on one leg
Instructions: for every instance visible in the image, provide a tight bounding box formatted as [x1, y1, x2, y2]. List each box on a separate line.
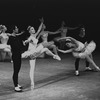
[22, 21, 43, 89]
[22, 22, 61, 90]
[57, 36, 100, 76]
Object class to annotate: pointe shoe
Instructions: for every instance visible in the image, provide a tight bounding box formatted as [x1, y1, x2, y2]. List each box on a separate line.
[85, 67, 92, 71]
[53, 55, 61, 61]
[96, 67, 100, 71]
[31, 84, 34, 90]
[15, 86, 22, 92]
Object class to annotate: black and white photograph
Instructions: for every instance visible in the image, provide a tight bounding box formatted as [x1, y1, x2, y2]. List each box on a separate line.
[0, 0, 100, 100]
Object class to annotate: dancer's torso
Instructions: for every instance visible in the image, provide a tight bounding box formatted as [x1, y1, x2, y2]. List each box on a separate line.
[74, 41, 84, 52]
[28, 36, 38, 50]
[0, 33, 9, 44]
[41, 31, 48, 42]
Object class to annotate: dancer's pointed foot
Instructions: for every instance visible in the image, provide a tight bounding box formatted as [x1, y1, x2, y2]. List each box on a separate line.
[53, 55, 61, 61]
[96, 66, 100, 71]
[85, 67, 93, 71]
[31, 83, 34, 90]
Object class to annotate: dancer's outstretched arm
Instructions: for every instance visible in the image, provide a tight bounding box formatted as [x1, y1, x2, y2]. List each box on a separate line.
[35, 18, 44, 37]
[57, 36, 78, 44]
[23, 36, 32, 45]
[58, 21, 78, 31]
[16, 31, 25, 36]
[58, 48, 73, 53]
[6, 33, 12, 36]
[47, 30, 61, 35]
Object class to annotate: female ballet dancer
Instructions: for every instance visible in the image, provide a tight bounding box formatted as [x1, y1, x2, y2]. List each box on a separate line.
[37, 18, 61, 56]
[0, 25, 12, 61]
[0, 25, 24, 62]
[65, 25, 92, 74]
[57, 36, 100, 75]
[22, 23, 61, 90]
[54, 21, 78, 49]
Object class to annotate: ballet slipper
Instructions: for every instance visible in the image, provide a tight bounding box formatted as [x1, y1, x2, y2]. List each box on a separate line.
[96, 66, 100, 71]
[31, 84, 34, 90]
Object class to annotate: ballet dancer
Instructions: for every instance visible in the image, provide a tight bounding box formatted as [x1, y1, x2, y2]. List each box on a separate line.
[37, 18, 61, 56]
[54, 21, 78, 49]
[22, 23, 61, 90]
[57, 36, 100, 75]
[0, 25, 12, 61]
[62, 25, 92, 75]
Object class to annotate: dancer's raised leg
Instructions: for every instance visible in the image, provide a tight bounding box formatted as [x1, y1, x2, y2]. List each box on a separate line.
[41, 48, 61, 61]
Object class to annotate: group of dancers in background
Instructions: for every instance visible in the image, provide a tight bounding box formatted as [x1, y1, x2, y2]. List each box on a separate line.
[0, 18, 100, 92]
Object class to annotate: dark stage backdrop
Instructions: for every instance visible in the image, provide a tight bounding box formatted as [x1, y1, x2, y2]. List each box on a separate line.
[0, 0, 100, 50]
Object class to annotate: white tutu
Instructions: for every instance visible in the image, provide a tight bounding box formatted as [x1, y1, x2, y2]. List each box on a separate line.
[4, 48, 11, 52]
[0, 44, 7, 49]
[0, 44, 11, 51]
[22, 44, 44, 58]
[73, 41, 96, 59]
[84, 41, 96, 55]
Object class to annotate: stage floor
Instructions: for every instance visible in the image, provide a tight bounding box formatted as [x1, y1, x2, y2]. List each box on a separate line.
[0, 52, 100, 100]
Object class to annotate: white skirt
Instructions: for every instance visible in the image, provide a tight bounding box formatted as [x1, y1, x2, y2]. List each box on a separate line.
[0, 44, 11, 52]
[22, 44, 44, 58]
[0, 44, 8, 49]
[72, 41, 96, 59]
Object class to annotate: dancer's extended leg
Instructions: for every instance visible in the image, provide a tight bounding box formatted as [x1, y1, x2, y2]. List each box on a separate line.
[85, 55, 100, 71]
[49, 44, 58, 55]
[41, 48, 61, 61]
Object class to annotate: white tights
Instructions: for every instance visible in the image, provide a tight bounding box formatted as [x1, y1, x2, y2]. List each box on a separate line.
[29, 59, 36, 89]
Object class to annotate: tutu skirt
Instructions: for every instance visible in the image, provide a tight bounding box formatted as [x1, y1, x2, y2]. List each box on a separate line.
[22, 44, 44, 59]
[0, 44, 8, 49]
[0, 44, 11, 52]
[72, 41, 96, 59]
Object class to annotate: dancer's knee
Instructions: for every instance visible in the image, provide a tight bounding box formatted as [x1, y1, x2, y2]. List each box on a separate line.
[42, 48, 48, 52]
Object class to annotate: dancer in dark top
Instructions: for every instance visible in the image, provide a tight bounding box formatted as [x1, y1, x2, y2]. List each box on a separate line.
[7, 26, 24, 92]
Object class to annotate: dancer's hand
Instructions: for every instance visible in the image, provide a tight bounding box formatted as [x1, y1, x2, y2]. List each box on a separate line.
[39, 17, 44, 23]
[56, 38, 60, 41]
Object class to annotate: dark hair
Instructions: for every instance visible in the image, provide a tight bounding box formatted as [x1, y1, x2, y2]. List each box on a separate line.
[27, 26, 31, 31]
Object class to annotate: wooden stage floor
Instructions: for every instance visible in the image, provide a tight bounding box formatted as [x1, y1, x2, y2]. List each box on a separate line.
[0, 52, 100, 100]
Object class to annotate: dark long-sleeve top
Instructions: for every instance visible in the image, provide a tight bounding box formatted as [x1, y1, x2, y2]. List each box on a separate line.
[67, 27, 88, 43]
[7, 35, 24, 54]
